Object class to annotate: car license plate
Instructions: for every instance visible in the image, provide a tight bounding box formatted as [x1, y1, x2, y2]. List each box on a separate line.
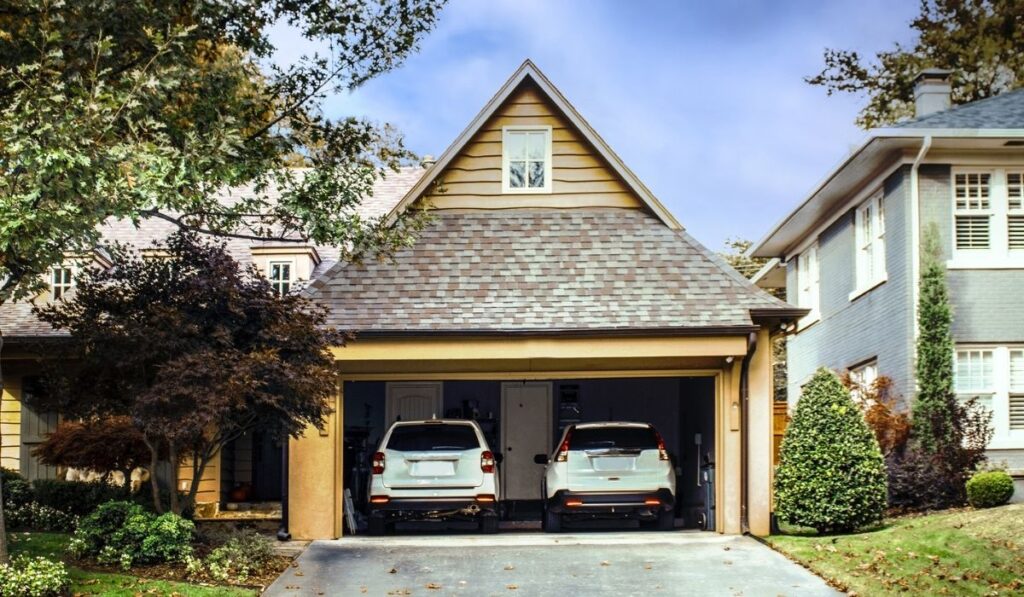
[591, 457, 635, 471]
[410, 460, 456, 476]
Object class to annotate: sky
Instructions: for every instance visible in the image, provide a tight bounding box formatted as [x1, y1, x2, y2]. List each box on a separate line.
[269, 0, 921, 252]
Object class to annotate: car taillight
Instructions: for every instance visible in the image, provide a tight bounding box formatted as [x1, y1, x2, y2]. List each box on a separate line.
[372, 451, 385, 474]
[555, 429, 573, 462]
[481, 450, 495, 473]
[654, 430, 670, 461]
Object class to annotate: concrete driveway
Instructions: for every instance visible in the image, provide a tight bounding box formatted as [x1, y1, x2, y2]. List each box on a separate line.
[264, 530, 838, 596]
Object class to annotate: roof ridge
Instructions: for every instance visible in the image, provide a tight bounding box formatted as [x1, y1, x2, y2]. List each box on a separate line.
[897, 86, 1024, 128]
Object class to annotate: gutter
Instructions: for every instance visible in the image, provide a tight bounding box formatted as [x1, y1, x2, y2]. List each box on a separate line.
[349, 325, 764, 339]
[739, 330, 758, 534]
[909, 135, 932, 344]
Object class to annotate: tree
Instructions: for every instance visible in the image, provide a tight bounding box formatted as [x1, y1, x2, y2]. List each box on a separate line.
[31, 232, 347, 515]
[32, 417, 153, 492]
[774, 368, 887, 534]
[807, 0, 1024, 128]
[0, 0, 445, 560]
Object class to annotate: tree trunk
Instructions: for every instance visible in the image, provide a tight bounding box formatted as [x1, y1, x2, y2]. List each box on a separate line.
[144, 437, 164, 514]
[0, 327, 9, 563]
[168, 443, 180, 515]
[185, 447, 213, 514]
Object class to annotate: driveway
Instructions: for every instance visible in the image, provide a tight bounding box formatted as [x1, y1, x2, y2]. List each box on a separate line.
[264, 530, 838, 596]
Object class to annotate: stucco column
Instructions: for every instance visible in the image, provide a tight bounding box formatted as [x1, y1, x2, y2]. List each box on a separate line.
[288, 387, 341, 540]
[746, 328, 773, 536]
[719, 361, 743, 534]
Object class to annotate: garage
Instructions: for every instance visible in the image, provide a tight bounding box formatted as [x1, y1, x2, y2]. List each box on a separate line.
[342, 376, 717, 532]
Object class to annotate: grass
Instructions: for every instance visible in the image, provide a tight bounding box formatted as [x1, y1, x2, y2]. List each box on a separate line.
[767, 503, 1024, 596]
[7, 532, 257, 597]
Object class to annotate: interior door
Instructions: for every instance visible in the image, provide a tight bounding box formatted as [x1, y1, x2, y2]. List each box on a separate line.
[501, 381, 553, 501]
[385, 382, 443, 425]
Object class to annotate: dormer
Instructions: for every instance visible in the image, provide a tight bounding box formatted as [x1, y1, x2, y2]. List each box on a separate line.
[37, 250, 111, 303]
[250, 245, 321, 296]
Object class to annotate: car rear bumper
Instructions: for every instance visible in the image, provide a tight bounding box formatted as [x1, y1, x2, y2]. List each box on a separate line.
[546, 488, 674, 515]
[369, 496, 498, 515]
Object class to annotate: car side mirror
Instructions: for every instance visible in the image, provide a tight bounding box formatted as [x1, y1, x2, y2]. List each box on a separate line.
[533, 454, 550, 465]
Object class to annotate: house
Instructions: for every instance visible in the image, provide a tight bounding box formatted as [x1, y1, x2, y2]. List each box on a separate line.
[0, 60, 802, 538]
[750, 70, 1024, 496]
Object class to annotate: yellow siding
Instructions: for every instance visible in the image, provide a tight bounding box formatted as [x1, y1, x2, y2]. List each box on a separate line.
[1, 377, 21, 471]
[427, 82, 643, 210]
[179, 452, 221, 508]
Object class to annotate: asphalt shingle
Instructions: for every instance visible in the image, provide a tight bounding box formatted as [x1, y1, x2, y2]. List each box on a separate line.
[896, 87, 1024, 129]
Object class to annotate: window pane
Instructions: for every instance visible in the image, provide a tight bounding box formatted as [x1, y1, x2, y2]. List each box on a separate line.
[1011, 350, 1024, 392]
[506, 132, 527, 159]
[1008, 172, 1023, 210]
[270, 264, 281, 281]
[527, 132, 546, 159]
[528, 160, 545, 188]
[956, 349, 994, 392]
[280, 264, 291, 280]
[509, 161, 526, 188]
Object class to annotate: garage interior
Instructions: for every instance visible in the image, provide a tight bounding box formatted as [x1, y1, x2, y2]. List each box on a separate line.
[342, 377, 716, 532]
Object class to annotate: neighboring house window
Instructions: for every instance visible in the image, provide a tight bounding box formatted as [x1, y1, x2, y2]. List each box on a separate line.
[268, 261, 292, 296]
[854, 193, 886, 294]
[955, 346, 1024, 440]
[848, 359, 878, 402]
[1011, 349, 1024, 431]
[502, 127, 552, 193]
[1008, 171, 1024, 250]
[796, 243, 819, 325]
[955, 348, 994, 409]
[953, 171, 991, 250]
[49, 266, 74, 300]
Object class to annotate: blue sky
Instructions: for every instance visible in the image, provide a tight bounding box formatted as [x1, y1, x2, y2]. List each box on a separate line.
[270, 0, 920, 251]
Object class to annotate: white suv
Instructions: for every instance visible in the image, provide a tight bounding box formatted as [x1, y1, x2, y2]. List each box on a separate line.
[367, 419, 500, 535]
[535, 422, 676, 532]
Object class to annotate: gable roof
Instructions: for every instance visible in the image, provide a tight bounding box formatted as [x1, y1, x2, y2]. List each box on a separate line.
[895, 87, 1024, 129]
[386, 60, 682, 230]
[306, 209, 797, 334]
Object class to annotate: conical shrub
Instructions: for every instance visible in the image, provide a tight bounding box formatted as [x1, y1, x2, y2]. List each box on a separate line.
[775, 368, 887, 533]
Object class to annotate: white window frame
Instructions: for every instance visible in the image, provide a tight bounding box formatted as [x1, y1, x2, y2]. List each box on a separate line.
[955, 345, 1024, 448]
[268, 260, 294, 296]
[1007, 170, 1024, 252]
[949, 168, 1024, 268]
[795, 243, 819, 328]
[851, 192, 886, 299]
[501, 125, 553, 194]
[49, 265, 75, 300]
[848, 359, 879, 403]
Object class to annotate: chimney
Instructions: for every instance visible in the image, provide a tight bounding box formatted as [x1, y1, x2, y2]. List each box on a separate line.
[913, 69, 952, 117]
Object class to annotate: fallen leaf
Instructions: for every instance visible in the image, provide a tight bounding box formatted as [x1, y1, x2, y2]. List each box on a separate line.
[507, 584, 518, 590]
[600, 560, 610, 567]
[389, 567, 398, 574]
[644, 564, 653, 570]
[426, 583, 442, 590]
[294, 571, 304, 576]
[724, 546, 731, 551]
[504, 564, 515, 571]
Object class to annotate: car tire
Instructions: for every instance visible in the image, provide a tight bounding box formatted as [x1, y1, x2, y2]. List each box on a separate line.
[368, 514, 387, 536]
[656, 508, 675, 531]
[480, 514, 499, 534]
[543, 508, 562, 533]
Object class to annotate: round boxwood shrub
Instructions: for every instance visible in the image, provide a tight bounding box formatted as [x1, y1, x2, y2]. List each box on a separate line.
[966, 470, 1015, 508]
[774, 368, 888, 533]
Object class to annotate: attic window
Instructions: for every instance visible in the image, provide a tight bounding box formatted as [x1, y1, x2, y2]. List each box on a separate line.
[50, 266, 74, 300]
[502, 126, 552, 193]
[268, 261, 293, 296]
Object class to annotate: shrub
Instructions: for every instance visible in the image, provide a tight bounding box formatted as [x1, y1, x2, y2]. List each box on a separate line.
[4, 502, 78, 532]
[2, 469, 33, 509]
[966, 470, 1015, 508]
[0, 556, 70, 597]
[774, 368, 888, 533]
[189, 530, 274, 582]
[32, 479, 127, 517]
[70, 500, 193, 569]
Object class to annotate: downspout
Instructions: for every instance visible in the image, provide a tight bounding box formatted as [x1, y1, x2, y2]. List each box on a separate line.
[739, 330, 758, 534]
[910, 135, 932, 344]
[277, 439, 291, 541]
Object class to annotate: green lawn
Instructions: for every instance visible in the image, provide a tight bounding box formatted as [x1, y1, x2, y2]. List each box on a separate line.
[7, 532, 256, 597]
[767, 504, 1024, 595]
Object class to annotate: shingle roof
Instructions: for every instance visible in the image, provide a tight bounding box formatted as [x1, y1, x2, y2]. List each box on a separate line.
[895, 87, 1024, 129]
[306, 208, 794, 332]
[0, 167, 424, 339]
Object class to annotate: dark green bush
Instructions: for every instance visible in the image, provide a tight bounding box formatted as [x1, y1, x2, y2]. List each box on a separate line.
[1, 469, 33, 509]
[966, 470, 1015, 508]
[774, 368, 888, 533]
[32, 479, 127, 517]
[69, 500, 194, 570]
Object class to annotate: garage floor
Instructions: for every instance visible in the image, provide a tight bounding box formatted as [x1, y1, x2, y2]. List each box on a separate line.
[264, 531, 838, 596]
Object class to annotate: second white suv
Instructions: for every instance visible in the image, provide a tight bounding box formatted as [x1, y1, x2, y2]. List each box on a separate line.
[535, 422, 676, 532]
[367, 419, 500, 535]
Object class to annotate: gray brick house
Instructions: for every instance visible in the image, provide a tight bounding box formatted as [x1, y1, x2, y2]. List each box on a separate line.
[751, 71, 1024, 487]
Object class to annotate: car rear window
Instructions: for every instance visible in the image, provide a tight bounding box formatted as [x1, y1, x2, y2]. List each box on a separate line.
[385, 424, 480, 452]
[569, 426, 659, 450]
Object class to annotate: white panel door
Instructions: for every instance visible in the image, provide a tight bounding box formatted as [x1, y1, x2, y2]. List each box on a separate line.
[386, 382, 444, 425]
[501, 382, 553, 500]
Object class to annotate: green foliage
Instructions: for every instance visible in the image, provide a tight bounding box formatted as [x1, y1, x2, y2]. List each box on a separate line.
[187, 530, 275, 583]
[966, 470, 1015, 508]
[31, 480, 128, 518]
[0, 556, 70, 597]
[913, 224, 956, 451]
[69, 501, 194, 570]
[1, 469, 32, 510]
[4, 502, 77, 533]
[807, 0, 1024, 128]
[774, 368, 888, 533]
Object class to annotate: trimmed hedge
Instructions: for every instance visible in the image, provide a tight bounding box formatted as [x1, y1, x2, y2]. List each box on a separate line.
[32, 479, 128, 517]
[966, 470, 1015, 508]
[774, 368, 888, 533]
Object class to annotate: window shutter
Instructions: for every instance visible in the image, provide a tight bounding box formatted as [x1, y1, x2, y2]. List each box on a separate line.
[1010, 216, 1024, 249]
[955, 215, 991, 249]
[1011, 395, 1024, 431]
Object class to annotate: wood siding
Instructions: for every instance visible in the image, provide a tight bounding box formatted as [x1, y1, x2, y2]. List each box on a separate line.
[773, 400, 789, 466]
[1, 376, 21, 471]
[426, 82, 643, 210]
